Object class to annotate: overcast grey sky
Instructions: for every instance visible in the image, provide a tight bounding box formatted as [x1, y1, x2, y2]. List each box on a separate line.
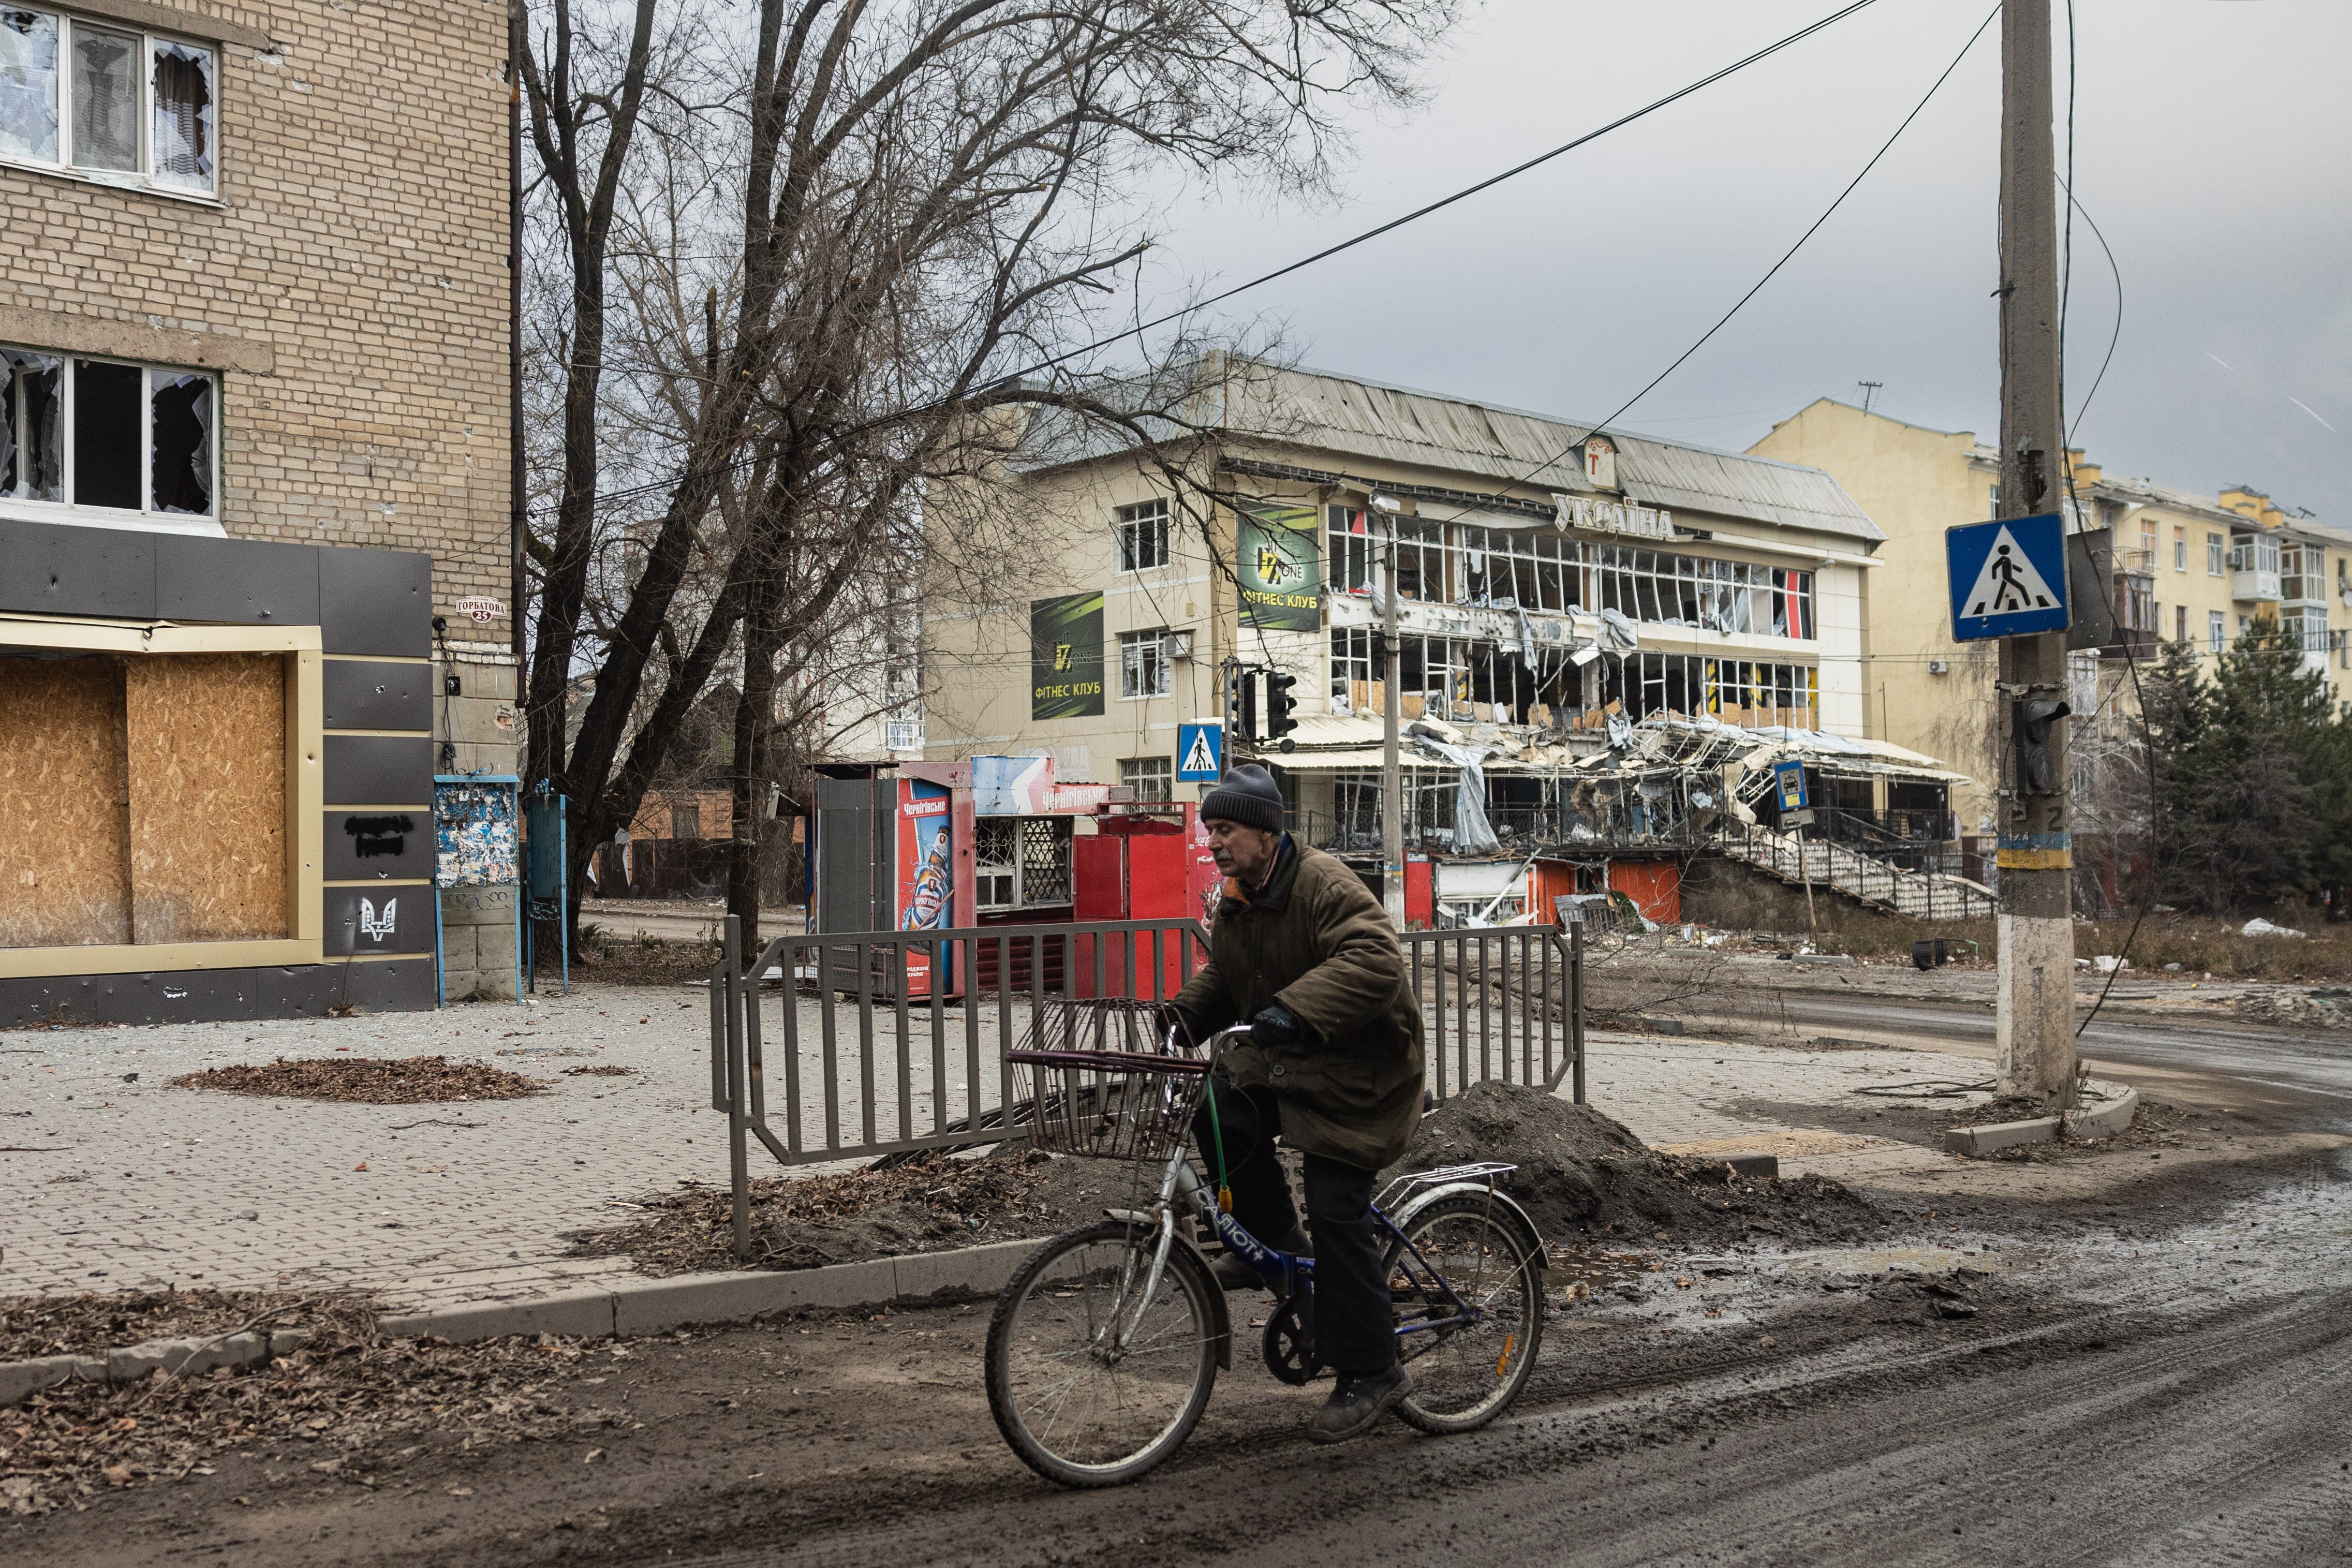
[1130, 0, 2352, 522]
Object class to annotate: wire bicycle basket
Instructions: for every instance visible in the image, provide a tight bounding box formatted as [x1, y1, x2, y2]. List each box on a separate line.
[1009, 998, 1208, 1163]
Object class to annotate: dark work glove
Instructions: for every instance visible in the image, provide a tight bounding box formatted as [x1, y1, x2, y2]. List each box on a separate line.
[1151, 1001, 1197, 1048]
[1249, 1004, 1307, 1047]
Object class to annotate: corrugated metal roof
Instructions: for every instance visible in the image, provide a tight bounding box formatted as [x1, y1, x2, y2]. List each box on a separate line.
[1012, 362, 1882, 542]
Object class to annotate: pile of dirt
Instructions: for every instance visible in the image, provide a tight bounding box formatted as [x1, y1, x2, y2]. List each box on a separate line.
[0, 1296, 616, 1516]
[1387, 1081, 1880, 1245]
[567, 1147, 1160, 1276]
[0, 1291, 356, 1364]
[1946, 1094, 2052, 1130]
[170, 1056, 542, 1104]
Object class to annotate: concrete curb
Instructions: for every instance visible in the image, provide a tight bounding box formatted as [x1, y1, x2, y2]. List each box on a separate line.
[1944, 1085, 2139, 1156]
[377, 1238, 1041, 1346]
[2, 1328, 311, 1409]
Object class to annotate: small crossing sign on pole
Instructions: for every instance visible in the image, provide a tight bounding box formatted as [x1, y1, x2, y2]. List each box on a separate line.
[1175, 722, 1223, 782]
[1946, 513, 2069, 640]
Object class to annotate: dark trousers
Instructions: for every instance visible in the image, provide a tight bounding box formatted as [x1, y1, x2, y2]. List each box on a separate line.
[1193, 1078, 1396, 1376]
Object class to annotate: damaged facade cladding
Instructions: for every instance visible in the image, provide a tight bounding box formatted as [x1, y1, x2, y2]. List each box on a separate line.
[0, 2, 515, 1022]
[922, 362, 1974, 922]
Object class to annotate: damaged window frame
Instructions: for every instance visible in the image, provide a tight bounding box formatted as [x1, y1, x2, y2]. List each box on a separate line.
[0, 7, 216, 198]
[0, 344, 218, 525]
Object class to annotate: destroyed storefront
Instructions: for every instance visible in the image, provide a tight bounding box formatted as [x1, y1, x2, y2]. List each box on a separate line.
[1279, 712, 1973, 926]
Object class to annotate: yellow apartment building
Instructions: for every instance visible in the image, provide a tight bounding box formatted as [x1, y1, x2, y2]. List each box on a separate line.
[1750, 400, 2350, 837]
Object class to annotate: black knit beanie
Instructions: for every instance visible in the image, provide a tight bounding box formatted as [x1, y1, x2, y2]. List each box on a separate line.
[1199, 763, 1284, 834]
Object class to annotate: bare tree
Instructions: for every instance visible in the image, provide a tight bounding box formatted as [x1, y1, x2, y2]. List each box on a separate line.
[519, 0, 1459, 949]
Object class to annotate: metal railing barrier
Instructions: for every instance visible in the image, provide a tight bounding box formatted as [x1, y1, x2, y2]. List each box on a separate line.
[709, 914, 1589, 1258]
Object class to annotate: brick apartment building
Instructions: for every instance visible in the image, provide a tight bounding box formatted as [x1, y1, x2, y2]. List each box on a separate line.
[0, 1, 514, 1022]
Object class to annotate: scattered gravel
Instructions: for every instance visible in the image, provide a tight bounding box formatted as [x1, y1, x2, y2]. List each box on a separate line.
[169, 1057, 544, 1105]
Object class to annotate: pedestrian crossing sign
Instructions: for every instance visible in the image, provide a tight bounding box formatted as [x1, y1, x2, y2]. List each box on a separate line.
[1946, 513, 2069, 641]
[1176, 722, 1222, 782]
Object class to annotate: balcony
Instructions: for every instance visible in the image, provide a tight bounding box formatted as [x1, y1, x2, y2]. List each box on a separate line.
[2233, 568, 2283, 602]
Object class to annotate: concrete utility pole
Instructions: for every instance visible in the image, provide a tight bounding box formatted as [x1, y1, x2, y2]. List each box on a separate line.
[1995, 0, 2077, 1105]
[1378, 498, 1406, 930]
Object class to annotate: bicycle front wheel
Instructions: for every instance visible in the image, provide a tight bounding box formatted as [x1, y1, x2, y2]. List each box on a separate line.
[1384, 1193, 1543, 1434]
[985, 1219, 1219, 1487]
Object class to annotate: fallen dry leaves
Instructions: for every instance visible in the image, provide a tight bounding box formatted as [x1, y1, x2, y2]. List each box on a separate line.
[0, 1298, 613, 1517]
[169, 1057, 542, 1105]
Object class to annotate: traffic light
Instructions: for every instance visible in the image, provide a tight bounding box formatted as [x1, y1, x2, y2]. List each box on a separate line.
[1266, 673, 1299, 750]
[1236, 667, 1259, 742]
[2013, 696, 2070, 796]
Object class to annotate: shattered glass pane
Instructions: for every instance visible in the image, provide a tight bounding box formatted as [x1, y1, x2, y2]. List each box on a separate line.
[70, 22, 137, 172]
[151, 369, 211, 513]
[0, 9, 57, 163]
[72, 358, 141, 509]
[150, 40, 211, 188]
[3, 349, 63, 500]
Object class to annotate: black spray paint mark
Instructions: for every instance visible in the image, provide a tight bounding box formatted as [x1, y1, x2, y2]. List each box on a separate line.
[345, 813, 415, 860]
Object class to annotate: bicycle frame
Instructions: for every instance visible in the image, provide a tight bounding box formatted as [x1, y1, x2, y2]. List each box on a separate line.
[1094, 1023, 1490, 1357]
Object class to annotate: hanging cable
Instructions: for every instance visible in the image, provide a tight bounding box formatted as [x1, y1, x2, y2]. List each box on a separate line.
[519, 0, 1895, 524]
[1489, 2, 2002, 496]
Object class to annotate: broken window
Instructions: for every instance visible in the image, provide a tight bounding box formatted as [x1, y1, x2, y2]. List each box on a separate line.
[149, 369, 211, 512]
[0, 11, 216, 190]
[149, 39, 209, 189]
[0, 9, 58, 162]
[2, 348, 62, 500]
[1326, 506, 1372, 594]
[72, 357, 139, 508]
[0, 348, 214, 517]
[68, 20, 134, 171]
[1115, 498, 1169, 572]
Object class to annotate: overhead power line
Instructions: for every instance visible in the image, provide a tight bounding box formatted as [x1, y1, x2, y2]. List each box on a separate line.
[1490, 2, 2003, 499]
[522, 0, 1891, 524]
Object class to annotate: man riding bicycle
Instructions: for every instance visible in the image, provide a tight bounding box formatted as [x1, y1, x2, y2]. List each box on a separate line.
[1166, 763, 1428, 1444]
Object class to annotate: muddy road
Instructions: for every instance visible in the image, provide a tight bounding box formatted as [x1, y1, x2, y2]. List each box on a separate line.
[18, 1130, 2351, 1568]
[1685, 989, 2352, 1130]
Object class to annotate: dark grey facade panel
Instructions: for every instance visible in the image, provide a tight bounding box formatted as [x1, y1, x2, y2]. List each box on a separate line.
[0, 959, 435, 1028]
[322, 884, 434, 956]
[323, 659, 432, 732]
[324, 809, 429, 880]
[324, 734, 434, 806]
[156, 534, 322, 626]
[319, 546, 433, 657]
[0, 518, 157, 619]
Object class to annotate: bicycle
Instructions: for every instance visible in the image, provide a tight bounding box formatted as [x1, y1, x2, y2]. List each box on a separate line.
[984, 1018, 1548, 1487]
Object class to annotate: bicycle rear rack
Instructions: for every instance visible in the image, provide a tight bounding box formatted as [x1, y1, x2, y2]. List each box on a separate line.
[1374, 1161, 1517, 1214]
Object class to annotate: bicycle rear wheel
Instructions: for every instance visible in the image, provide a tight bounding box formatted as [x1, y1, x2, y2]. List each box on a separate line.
[985, 1219, 1219, 1487]
[1383, 1193, 1543, 1434]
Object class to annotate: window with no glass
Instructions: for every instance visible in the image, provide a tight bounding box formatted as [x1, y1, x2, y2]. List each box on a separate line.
[1116, 498, 1170, 572]
[0, 9, 214, 193]
[1, 349, 215, 517]
[1119, 628, 1170, 699]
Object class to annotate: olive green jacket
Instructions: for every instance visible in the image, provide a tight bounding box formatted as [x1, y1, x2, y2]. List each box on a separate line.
[1174, 839, 1426, 1170]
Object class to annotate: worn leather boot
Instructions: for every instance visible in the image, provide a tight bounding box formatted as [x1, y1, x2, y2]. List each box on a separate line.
[1210, 1225, 1310, 1291]
[1306, 1364, 1412, 1444]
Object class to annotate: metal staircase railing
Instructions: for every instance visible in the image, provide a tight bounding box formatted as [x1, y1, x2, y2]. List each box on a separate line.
[1721, 824, 1995, 922]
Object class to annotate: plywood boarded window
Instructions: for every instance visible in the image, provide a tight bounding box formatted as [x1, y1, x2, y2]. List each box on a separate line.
[0, 656, 132, 946]
[125, 654, 286, 942]
[0, 651, 287, 949]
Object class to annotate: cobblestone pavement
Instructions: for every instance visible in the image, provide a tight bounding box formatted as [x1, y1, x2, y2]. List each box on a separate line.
[1, 981, 1992, 1309]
